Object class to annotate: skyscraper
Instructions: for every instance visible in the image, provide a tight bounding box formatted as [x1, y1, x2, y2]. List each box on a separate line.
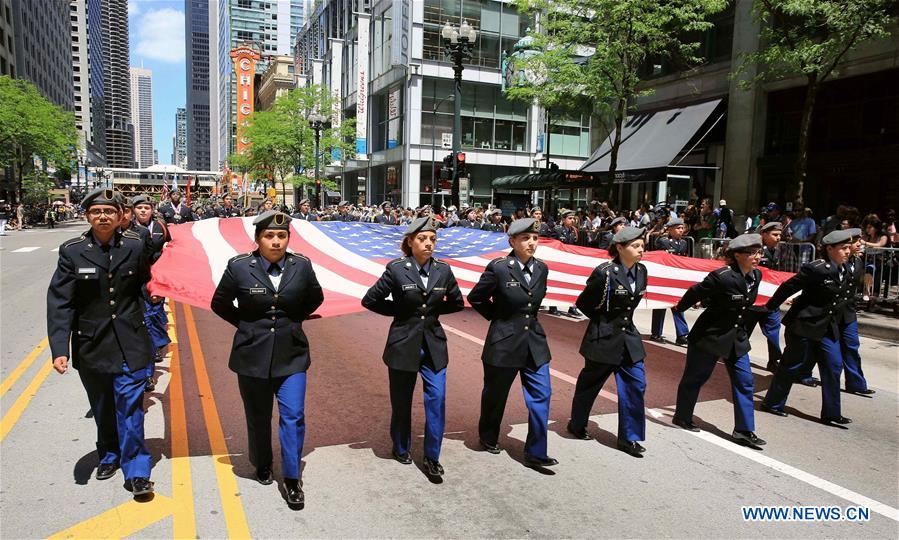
[69, 0, 106, 167]
[173, 107, 188, 168]
[101, 0, 135, 168]
[9, 0, 73, 110]
[129, 67, 154, 168]
[185, 0, 211, 170]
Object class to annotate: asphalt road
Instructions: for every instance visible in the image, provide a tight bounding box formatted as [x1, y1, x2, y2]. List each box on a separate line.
[1, 223, 897, 538]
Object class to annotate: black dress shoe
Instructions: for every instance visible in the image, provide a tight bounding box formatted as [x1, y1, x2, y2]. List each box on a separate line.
[284, 478, 304, 507]
[524, 454, 559, 468]
[798, 376, 819, 387]
[674, 335, 689, 347]
[848, 388, 875, 395]
[760, 403, 788, 417]
[423, 457, 444, 477]
[672, 416, 700, 432]
[144, 379, 155, 392]
[566, 421, 590, 440]
[392, 449, 412, 464]
[732, 430, 766, 446]
[649, 335, 666, 344]
[479, 439, 501, 454]
[96, 463, 119, 480]
[822, 416, 852, 425]
[128, 477, 154, 498]
[617, 440, 646, 457]
[568, 306, 582, 317]
[255, 466, 273, 485]
[765, 360, 779, 373]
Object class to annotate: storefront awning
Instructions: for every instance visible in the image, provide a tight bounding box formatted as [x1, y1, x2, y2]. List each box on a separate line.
[579, 99, 723, 182]
[492, 171, 589, 190]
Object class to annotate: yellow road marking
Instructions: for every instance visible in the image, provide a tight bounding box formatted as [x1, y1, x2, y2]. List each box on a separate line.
[182, 304, 252, 539]
[47, 495, 176, 539]
[167, 302, 196, 538]
[0, 360, 53, 442]
[0, 337, 49, 397]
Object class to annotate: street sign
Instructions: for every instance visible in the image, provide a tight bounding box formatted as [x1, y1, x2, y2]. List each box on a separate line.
[459, 175, 470, 206]
[441, 133, 453, 149]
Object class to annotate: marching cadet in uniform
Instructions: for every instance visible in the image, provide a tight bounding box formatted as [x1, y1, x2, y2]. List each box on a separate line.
[555, 210, 580, 245]
[216, 194, 242, 218]
[335, 201, 357, 222]
[361, 217, 464, 478]
[468, 218, 557, 467]
[672, 234, 767, 447]
[291, 199, 318, 221]
[47, 188, 156, 498]
[761, 229, 857, 425]
[211, 211, 324, 508]
[758, 221, 785, 372]
[131, 194, 170, 264]
[375, 202, 397, 225]
[650, 218, 691, 345]
[482, 208, 507, 233]
[158, 189, 194, 225]
[842, 228, 874, 395]
[596, 216, 626, 250]
[567, 226, 649, 457]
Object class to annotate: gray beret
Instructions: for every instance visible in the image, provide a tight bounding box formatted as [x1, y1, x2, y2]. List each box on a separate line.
[131, 194, 153, 206]
[560, 209, 576, 218]
[252, 210, 292, 232]
[488, 208, 502, 216]
[846, 227, 862, 239]
[664, 218, 684, 228]
[530, 207, 543, 214]
[404, 216, 438, 235]
[508, 218, 540, 237]
[298, 198, 310, 206]
[609, 216, 627, 227]
[822, 229, 853, 245]
[760, 222, 782, 232]
[82, 187, 121, 210]
[338, 200, 349, 207]
[727, 233, 763, 252]
[611, 226, 645, 244]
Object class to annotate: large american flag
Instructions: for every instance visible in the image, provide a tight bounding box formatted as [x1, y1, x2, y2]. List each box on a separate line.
[148, 218, 793, 318]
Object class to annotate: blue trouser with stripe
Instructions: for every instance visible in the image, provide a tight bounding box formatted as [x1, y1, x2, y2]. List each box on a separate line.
[479, 362, 552, 459]
[651, 307, 689, 338]
[79, 361, 153, 480]
[237, 371, 307, 480]
[569, 358, 646, 442]
[841, 320, 867, 392]
[675, 347, 756, 432]
[388, 362, 446, 462]
[764, 329, 844, 419]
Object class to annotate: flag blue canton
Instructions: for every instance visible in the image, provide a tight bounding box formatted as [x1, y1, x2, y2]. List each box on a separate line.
[315, 222, 509, 259]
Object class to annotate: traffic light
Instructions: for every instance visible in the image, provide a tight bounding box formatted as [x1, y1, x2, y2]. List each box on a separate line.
[455, 152, 467, 178]
[440, 153, 454, 180]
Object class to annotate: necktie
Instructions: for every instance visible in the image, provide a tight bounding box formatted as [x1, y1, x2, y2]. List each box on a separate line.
[522, 263, 532, 285]
[269, 264, 281, 278]
[627, 270, 636, 293]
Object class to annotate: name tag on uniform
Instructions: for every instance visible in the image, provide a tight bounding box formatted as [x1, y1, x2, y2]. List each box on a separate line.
[506, 281, 520, 287]
[402, 284, 418, 291]
[78, 267, 97, 274]
[614, 289, 628, 296]
[731, 294, 744, 301]
[823, 279, 834, 285]
[249, 288, 266, 294]
[433, 287, 446, 291]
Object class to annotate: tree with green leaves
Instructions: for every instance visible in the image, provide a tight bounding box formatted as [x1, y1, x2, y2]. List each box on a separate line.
[233, 85, 355, 207]
[0, 76, 78, 203]
[732, 0, 895, 205]
[508, 0, 725, 183]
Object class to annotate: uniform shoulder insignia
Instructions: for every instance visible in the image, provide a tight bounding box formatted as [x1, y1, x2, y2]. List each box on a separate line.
[388, 257, 407, 266]
[433, 258, 449, 266]
[61, 236, 86, 250]
[122, 229, 140, 239]
[713, 266, 731, 274]
[597, 261, 613, 271]
[289, 252, 310, 262]
[490, 256, 506, 265]
[229, 252, 252, 263]
[809, 259, 825, 267]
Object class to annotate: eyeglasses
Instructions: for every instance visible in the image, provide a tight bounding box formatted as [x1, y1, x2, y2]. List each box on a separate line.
[736, 249, 763, 256]
[87, 208, 119, 217]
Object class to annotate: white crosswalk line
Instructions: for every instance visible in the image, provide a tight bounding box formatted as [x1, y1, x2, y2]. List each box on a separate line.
[11, 247, 40, 253]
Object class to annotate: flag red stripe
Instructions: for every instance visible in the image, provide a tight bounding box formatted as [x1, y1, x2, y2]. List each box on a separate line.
[148, 223, 215, 309]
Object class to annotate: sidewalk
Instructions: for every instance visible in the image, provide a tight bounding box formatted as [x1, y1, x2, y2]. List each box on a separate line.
[856, 309, 899, 342]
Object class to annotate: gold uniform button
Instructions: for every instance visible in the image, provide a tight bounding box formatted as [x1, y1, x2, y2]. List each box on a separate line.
[271, 305, 276, 309]
[271, 316, 276, 320]
[111, 314, 117, 319]
[525, 315, 530, 319]
[421, 316, 426, 320]
[524, 326, 529, 330]
[107, 273, 113, 279]
[109, 287, 114, 292]
[274, 294, 279, 298]
[270, 328, 275, 332]
[109, 300, 115, 305]
[422, 304, 427, 308]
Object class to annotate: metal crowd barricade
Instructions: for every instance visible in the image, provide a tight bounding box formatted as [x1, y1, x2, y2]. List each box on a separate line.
[858, 247, 899, 314]
[696, 237, 730, 259]
[776, 242, 817, 273]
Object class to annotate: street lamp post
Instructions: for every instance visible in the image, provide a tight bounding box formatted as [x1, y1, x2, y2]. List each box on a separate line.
[430, 94, 455, 208]
[441, 20, 477, 209]
[307, 111, 327, 210]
